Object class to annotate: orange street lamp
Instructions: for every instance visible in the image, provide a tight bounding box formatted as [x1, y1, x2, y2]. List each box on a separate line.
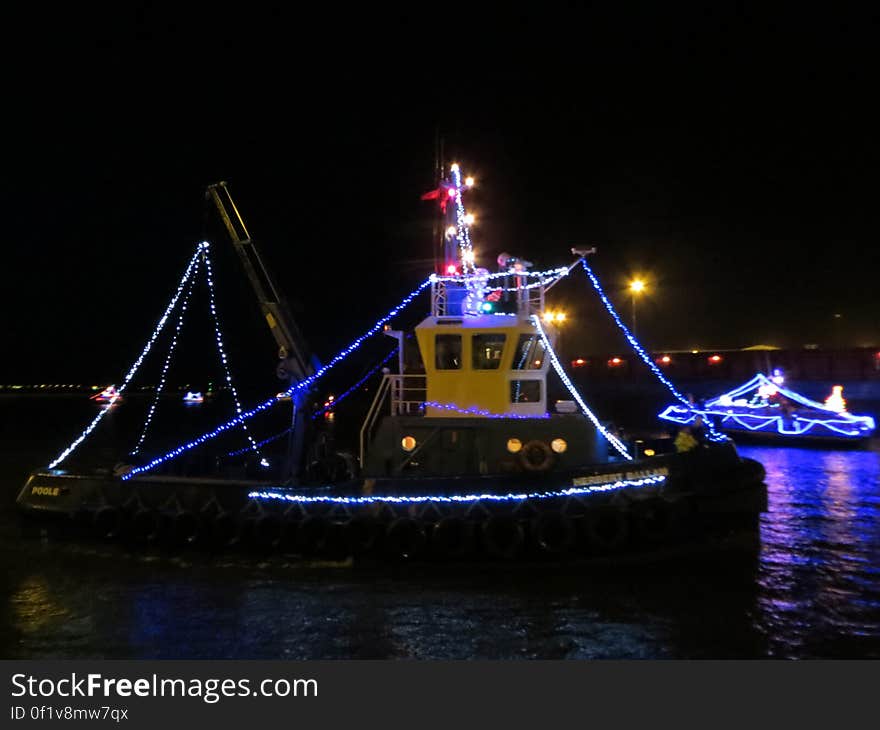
[629, 279, 646, 337]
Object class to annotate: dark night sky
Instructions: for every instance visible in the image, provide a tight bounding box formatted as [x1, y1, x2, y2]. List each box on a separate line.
[2, 5, 878, 387]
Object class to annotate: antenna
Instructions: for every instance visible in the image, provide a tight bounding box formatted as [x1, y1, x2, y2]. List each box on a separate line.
[432, 129, 445, 275]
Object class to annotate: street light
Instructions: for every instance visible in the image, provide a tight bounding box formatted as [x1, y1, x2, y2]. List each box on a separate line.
[542, 310, 567, 324]
[542, 310, 568, 360]
[629, 279, 646, 337]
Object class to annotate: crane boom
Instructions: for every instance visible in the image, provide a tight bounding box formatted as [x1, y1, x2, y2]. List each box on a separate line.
[205, 181, 312, 383]
[205, 181, 315, 483]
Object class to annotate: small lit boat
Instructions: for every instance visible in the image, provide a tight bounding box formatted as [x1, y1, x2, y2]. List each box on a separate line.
[658, 371, 876, 445]
[182, 391, 205, 404]
[90, 386, 120, 404]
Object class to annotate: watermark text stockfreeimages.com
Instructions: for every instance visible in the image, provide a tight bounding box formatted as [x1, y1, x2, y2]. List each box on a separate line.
[11, 672, 317, 705]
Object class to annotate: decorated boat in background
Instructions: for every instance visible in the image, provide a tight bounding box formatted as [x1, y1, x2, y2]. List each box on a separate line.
[17, 170, 767, 564]
[90, 385, 121, 404]
[658, 371, 876, 445]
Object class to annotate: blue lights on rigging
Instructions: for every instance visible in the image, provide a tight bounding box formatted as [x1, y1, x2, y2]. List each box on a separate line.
[578, 259, 727, 443]
[121, 277, 433, 479]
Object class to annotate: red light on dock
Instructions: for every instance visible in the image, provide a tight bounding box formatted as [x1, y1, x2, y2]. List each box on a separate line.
[571, 358, 586, 368]
[708, 354, 723, 364]
[657, 355, 672, 365]
[608, 357, 623, 367]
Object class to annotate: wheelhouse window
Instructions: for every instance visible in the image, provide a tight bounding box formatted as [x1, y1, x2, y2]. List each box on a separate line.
[435, 334, 462, 370]
[512, 333, 546, 370]
[472, 333, 507, 370]
[510, 380, 541, 403]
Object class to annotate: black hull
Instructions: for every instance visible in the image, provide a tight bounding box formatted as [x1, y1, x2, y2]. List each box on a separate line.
[16, 443, 767, 565]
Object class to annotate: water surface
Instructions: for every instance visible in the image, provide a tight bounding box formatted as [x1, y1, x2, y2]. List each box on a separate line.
[2, 395, 878, 659]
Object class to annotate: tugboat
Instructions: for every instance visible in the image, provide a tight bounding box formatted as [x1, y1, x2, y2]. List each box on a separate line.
[16, 170, 767, 563]
[658, 370, 876, 446]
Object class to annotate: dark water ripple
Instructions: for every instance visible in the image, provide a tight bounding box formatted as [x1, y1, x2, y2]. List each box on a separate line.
[1, 395, 879, 658]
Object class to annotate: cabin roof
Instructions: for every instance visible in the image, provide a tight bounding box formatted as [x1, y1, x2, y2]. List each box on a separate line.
[415, 314, 537, 330]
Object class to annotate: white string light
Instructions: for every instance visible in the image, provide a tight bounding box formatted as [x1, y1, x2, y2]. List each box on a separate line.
[531, 315, 633, 460]
[130, 255, 202, 455]
[248, 473, 666, 505]
[450, 164, 475, 273]
[431, 265, 569, 284]
[48, 244, 206, 469]
[202, 242, 262, 458]
[122, 277, 433, 479]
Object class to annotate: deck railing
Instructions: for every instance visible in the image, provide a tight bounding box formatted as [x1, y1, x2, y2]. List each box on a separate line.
[359, 374, 427, 466]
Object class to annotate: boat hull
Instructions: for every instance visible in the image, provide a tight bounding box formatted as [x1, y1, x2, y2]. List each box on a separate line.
[16, 442, 767, 564]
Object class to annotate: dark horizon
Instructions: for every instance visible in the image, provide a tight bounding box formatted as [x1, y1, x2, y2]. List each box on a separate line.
[3, 7, 877, 386]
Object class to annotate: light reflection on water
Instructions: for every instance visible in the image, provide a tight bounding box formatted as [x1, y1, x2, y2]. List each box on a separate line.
[740, 444, 880, 658]
[1, 396, 879, 658]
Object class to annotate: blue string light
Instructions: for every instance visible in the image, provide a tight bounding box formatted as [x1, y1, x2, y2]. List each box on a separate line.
[659, 406, 875, 438]
[431, 265, 569, 284]
[424, 401, 551, 419]
[225, 426, 293, 458]
[130, 255, 202, 455]
[311, 345, 401, 420]
[225, 345, 403, 458]
[578, 260, 726, 443]
[122, 277, 433, 479]
[48, 244, 206, 469]
[487, 273, 568, 292]
[531, 316, 633, 459]
[658, 373, 876, 438]
[247, 473, 666, 506]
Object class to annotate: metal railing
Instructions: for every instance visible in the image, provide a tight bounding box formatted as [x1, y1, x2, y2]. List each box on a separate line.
[359, 374, 427, 466]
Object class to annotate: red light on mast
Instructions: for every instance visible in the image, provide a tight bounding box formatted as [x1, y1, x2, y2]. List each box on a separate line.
[447, 188, 457, 198]
[446, 264, 458, 275]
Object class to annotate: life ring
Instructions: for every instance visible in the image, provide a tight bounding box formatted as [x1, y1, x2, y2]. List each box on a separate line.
[130, 508, 162, 543]
[297, 515, 329, 556]
[209, 510, 239, 548]
[482, 515, 525, 559]
[431, 517, 475, 559]
[279, 515, 300, 552]
[252, 513, 283, 550]
[322, 521, 350, 559]
[167, 510, 201, 546]
[532, 511, 575, 554]
[384, 518, 427, 559]
[345, 515, 380, 556]
[518, 440, 555, 472]
[584, 506, 629, 552]
[93, 505, 122, 539]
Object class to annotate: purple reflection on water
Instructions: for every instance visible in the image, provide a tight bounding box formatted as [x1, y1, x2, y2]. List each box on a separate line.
[738, 442, 880, 657]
